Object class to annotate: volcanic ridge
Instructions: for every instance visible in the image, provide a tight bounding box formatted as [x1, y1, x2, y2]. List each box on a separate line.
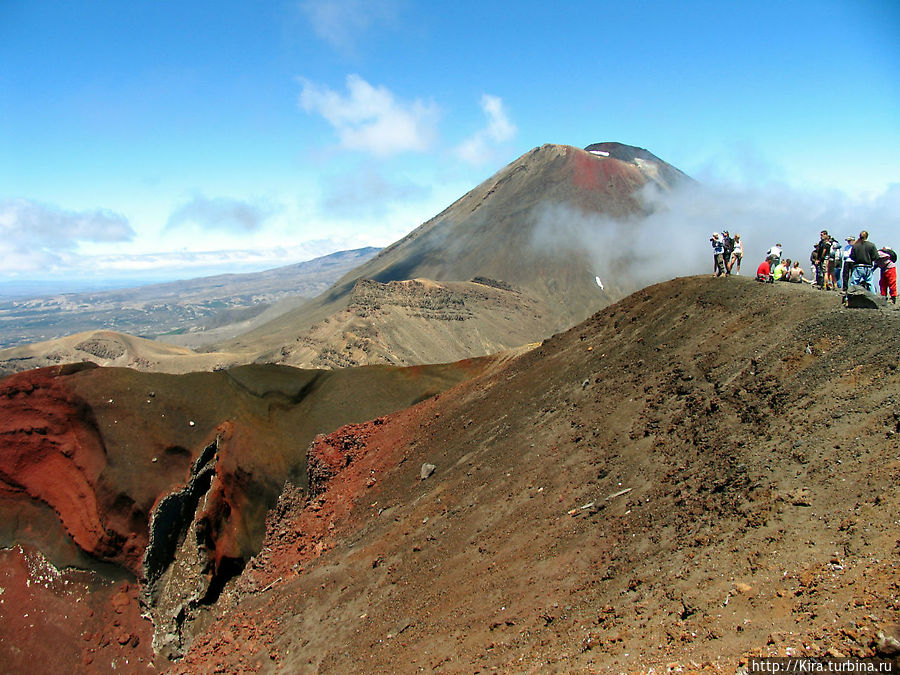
[1, 142, 897, 673]
[2, 276, 899, 672]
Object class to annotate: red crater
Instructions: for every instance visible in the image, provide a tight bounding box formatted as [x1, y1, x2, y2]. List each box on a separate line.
[0, 364, 146, 573]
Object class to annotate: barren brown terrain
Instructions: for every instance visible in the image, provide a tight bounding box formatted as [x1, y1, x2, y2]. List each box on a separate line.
[0, 356, 499, 671]
[0, 329, 251, 377]
[1, 137, 898, 674]
[163, 275, 898, 673]
[0, 247, 380, 350]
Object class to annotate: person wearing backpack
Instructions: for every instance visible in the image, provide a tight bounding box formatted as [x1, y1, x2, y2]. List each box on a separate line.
[813, 230, 832, 288]
[711, 232, 726, 277]
[766, 243, 782, 268]
[876, 247, 897, 304]
[722, 231, 734, 275]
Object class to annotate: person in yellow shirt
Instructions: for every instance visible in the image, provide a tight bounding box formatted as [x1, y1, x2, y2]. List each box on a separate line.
[773, 258, 790, 281]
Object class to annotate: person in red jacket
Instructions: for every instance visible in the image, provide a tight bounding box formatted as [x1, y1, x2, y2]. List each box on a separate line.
[756, 259, 773, 283]
[876, 248, 897, 304]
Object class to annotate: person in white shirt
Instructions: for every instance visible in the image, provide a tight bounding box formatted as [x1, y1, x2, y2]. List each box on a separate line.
[728, 234, 744, 274]
[766, 243, 782, 268]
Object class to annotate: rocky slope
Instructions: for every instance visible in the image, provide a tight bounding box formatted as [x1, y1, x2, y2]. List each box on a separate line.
[0, 357, 498, 670]
[276, 278, 548, 369]
[168, 276, 900, 673]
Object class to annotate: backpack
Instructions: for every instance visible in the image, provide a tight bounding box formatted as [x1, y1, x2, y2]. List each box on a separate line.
[882, 248, 898, 263]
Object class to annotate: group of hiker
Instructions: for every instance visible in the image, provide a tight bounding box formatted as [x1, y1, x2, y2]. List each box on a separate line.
[710, 229, 897, 304]
[710, 231, 743, 276]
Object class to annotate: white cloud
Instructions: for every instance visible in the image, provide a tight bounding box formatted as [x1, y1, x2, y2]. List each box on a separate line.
[165, 194, 281, 232]
[320, 166, 430, 218]
[300, 0, 400, 52]
[481, 95, 516, 143]
[0, 198, 134, 274]
[0, 239, 376, 287]
[299, 74, 439, 156]
[456, 94, 517, 165]
[86, 240, 355, 275]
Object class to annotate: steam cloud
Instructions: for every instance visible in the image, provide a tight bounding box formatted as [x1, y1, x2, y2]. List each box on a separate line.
[531, 180, 900, 288]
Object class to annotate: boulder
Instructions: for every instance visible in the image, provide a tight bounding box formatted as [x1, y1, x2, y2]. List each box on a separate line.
[845, 285, 881, 309]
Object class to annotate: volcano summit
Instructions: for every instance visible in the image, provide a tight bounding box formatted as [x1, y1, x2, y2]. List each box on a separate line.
[223, 142, 692, 369]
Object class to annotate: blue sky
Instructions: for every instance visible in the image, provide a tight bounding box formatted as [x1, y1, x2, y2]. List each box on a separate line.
[1, 0, 898, 289]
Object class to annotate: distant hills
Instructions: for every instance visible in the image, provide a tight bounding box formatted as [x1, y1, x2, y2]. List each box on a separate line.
[0, 247, 379, 349]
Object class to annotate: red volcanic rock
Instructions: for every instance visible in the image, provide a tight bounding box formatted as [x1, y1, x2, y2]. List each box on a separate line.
[307, 417, 386, 496]
[571, 146, 646, 202]
[0, 364, 146, 572]
[231, 413, 417, 598]
[0, 545, 155, 673]
[0, 359, 488, 667]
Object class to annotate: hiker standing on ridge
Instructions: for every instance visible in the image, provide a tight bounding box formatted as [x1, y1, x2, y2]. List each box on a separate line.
[828, 235, 841, 289]
[711, 232, 726, 277]
[849, 230, 878, 292]
[722, 231, 734, 275]
[875, 247, 897, 304]
[839, 236, 855, 290]
[729, 234, 743, 274]
[813, 230, 831, 289]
